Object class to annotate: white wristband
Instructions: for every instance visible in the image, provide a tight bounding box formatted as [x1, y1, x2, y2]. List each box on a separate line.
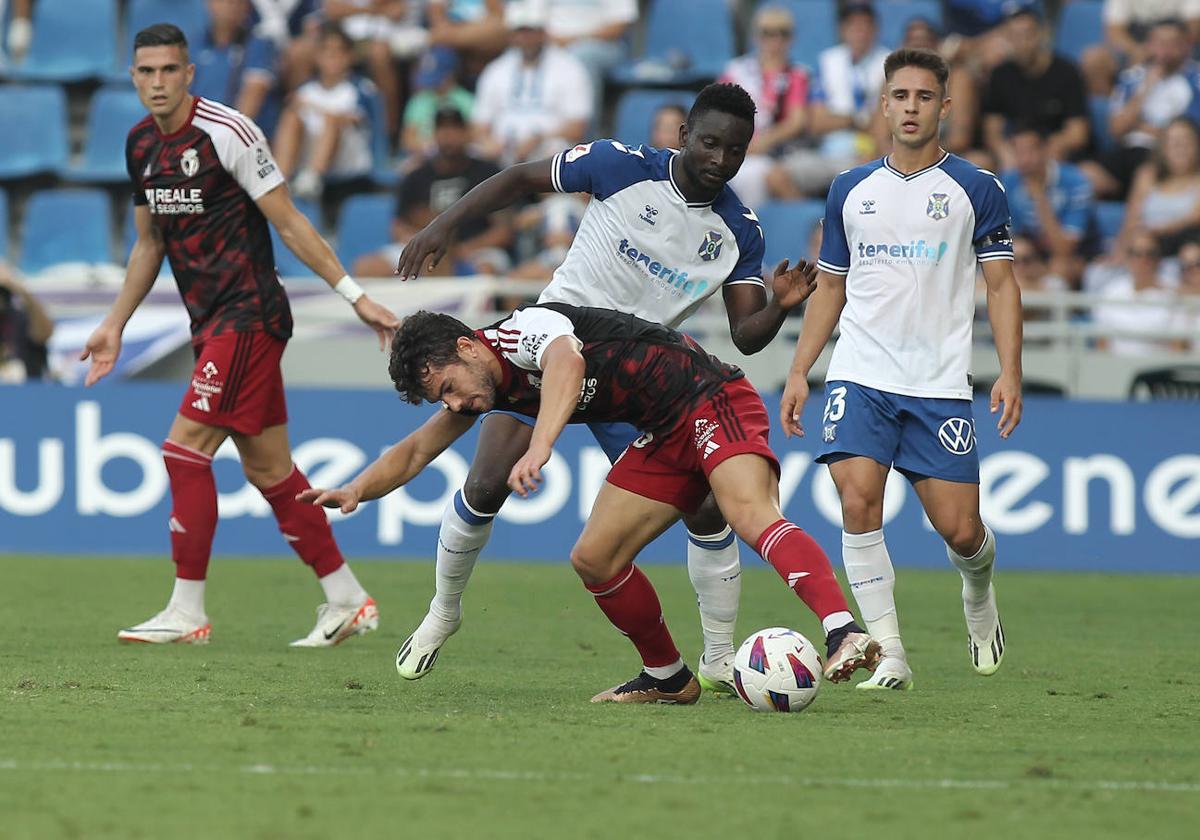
[334, 275, 364, 305]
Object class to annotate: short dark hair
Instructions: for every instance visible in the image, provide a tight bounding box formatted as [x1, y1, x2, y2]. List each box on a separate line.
[687, 83, 757, 130]
[133, 23, 188, 55]
[319, 21, 354, 50]
[388, 311, 475, 404]
[1151, 17, 1189, 36]
[883, 47, 949, 92]
[1007, 118, 1048, 140]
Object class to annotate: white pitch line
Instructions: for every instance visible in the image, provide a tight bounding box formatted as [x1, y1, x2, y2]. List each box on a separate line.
[1, 758, 1198, 794]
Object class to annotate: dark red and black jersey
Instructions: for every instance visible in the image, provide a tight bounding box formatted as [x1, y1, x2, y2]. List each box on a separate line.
[126, 96, 292, 342]
[477, 303, 744, 436]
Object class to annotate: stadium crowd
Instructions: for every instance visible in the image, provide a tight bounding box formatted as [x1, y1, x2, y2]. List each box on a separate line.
[0, 0, 1198, 381]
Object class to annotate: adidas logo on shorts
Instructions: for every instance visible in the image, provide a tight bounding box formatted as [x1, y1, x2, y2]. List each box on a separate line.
[191, 396, 211, 413]
[702, 439, 720, 459]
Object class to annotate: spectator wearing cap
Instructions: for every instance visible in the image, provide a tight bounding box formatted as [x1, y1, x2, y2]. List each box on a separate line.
[767, 1, 887, 198]
[544, 0, 638, 105]
[194, 0, 279, 127]
[401, 46, 475, 156]
[1001, 123, 1096, 287]
[274, 23, 377, 200]
[472, 2, 594, 166]
[981, 7, 1089, 172]
[719, 3, 815, 208]
[0, 264, 53, 384]
[1082, 18, 1200, 200]
[1082, 0, 1200, 96]
[354, 107, 513, 277]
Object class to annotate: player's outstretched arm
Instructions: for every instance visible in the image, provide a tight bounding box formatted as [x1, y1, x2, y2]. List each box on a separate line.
[299, 409, 477, 512]
[722, 259, 819, 355]
[256, 185, 400, 350]
[395, 157, 555, 281]
[780, 269, 847, 438]
[81, 205, 165, 387]
[982, 258, 1024, 438]
[509, 336, 585, 497]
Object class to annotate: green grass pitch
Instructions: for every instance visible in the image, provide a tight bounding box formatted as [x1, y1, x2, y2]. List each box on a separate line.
[2, 554, 1198, 839]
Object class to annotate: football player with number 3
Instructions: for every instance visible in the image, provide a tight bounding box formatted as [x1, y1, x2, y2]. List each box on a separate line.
[780, 49, 1024, 690]
[392, 84, 819, 694]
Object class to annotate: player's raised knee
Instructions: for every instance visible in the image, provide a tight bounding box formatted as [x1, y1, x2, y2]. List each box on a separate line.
[462, 472, 513, 515]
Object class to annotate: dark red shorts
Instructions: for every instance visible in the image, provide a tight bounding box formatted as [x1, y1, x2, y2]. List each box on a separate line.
[178, 331, 288, 436]
[606, 377, 780, 514]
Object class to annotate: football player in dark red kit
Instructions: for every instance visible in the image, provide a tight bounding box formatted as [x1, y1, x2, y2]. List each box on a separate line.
[303, 305, 881, 703]
[81, 23, 400, 648]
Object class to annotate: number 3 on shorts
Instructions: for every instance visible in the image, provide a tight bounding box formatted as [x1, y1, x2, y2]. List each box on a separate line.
[823, 386, 848, 423]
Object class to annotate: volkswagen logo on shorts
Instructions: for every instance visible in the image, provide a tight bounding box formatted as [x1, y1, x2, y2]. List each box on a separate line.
[937, 417, 974, 454]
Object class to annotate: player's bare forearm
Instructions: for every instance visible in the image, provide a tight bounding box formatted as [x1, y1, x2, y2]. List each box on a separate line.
[528, 338, 585, 453]
[347, 411, 476, 502]
[108, 233, 165, 329]
[787, 271, 846, 378]
[729, 298, 787, 355]
[440, 159, 554, 232]
[260, 189, 349, 286]
[982, 260, 1023, 378]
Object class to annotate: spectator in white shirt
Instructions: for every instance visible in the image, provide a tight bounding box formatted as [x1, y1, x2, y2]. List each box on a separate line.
[544, 0, 637, 104]
[1082, 0, 1200, 95]
[1093, 230, 1182, 356]
[471, 1, 594, 165]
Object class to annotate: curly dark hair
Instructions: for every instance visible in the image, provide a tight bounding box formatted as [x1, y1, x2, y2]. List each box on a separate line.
[388, 311, 474, 404]
[687, 82, 757, 130]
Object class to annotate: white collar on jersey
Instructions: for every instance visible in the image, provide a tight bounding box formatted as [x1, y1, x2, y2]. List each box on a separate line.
[882, 150, 949, 181]
[668, 152, 717, 208]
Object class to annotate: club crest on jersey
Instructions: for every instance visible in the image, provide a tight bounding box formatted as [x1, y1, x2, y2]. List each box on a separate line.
[181, 148, 200, 177]
[698, 230, 723, 262]
[927, 193, 950, 220]
[823, 424, 837, 443]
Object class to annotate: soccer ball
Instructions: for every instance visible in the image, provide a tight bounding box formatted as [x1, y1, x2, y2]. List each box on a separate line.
[732, 627, 822, 713]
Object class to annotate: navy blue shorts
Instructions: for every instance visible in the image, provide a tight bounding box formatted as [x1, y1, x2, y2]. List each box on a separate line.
[489, 410, 639, 464]
[814, 380, 979, 484]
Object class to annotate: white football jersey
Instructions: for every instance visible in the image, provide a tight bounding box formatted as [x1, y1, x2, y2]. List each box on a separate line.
[542, 139, 766, 329]
[818, 152, 1014, 400]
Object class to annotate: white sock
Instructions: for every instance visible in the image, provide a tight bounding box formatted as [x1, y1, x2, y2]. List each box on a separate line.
[842, 529, 906, 662]
[821, 611, 856, 635]
[167, 578, 206, 619]
[947, 524, 996, 631]
[428, 489, 495, 626]
[318, 564, 369, 607]
[644, 658, 685, 680]
[686, 526, 740, 666]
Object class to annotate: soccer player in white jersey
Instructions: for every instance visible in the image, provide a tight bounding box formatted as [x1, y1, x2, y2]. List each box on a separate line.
[780, 48, 1024, 690]
[394, 84, 817, 690]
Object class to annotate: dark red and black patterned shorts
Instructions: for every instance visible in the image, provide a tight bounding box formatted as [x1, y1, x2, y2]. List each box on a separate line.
[178, 330, 287, 435]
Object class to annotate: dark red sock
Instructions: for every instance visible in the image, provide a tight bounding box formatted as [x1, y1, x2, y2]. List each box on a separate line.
[162, 441, 217, 581]
[261, 466, 345, 578]
[585, 565, 680, 669]
[754, 519, 850, 621]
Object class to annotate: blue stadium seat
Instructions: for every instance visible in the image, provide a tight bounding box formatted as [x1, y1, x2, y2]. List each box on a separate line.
[66, 87, 151, 182]
[1054, 0, 1104, 61]
[270, 199, 321, 278]
[20, 189, 114, 274]
[336, 193, 394, 269]
[610, 0, 734, 85]
[613, 89, 695, 147]
[113, 0, 207, 77]
[6, 0, 116, 82]
[776, 0, 837, 66]
[0, 189, 8, 259]
[756, 200, 826, 272]
[0, 85, 69, 179]
[1094, 201, 1125, 247]
[877, 0, 943, 49]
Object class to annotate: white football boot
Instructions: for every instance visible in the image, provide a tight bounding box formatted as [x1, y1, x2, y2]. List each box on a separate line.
[856, 656, 914, 691]
[118, 606, 211, 644]
[966, 585, 1005, 676]
[395, 613, 461, 680]
[289, 597, 379, 647]
[696, 651, 737, 696]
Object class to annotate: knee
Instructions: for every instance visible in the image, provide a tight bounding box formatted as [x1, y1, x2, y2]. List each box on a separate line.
[839, 487, 883, 531]
[570, 542, 622, 586]
[462, 470, 512, 515]
[683, 495, 728, 536]
[243, 460, 291, 491]
[943, 522, 985, 558]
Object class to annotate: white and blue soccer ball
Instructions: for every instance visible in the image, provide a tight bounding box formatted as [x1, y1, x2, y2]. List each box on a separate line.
[732, 627, 822, 713]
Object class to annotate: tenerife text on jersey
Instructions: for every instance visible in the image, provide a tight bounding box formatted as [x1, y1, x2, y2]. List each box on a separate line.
[616, 238, 709, 299]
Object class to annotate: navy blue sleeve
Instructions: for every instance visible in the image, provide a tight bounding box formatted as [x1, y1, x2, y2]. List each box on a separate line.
[727, 208, 765, 285]
[818, 172, 853, 274]
[968, 170, 1015, 261]
[551, 139, 654, 200]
